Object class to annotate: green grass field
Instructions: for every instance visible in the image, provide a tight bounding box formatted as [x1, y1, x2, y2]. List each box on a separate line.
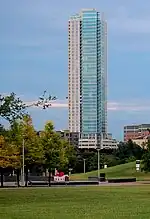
[0, 186, 150, 219]
[71, 161, 150, 181]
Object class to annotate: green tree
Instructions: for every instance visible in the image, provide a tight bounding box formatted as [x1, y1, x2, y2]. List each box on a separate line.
[0, 124, 6, 136]
[9, 115, 43, 186]
[40, 121, 74, 181]
[40, 121, 64, 171]
[65, 140, 77, 172]
[114, 140, 143, 164]
[142, 140, 150, 172]
[10, 115, 42, 165]
[0, 92, 26, 123]
[0, 135, 20, 187]
[20, 115, 42, 166]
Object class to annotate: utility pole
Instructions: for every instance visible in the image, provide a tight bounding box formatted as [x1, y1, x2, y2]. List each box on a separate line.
[22, 138, 25, 186]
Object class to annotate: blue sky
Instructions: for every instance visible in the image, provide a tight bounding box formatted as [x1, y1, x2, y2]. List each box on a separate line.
[1, 0, 150, 140]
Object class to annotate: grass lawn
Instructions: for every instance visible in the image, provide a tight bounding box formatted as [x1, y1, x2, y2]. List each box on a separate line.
[0, 186, 150, 219]
[71, 161, 150, 181]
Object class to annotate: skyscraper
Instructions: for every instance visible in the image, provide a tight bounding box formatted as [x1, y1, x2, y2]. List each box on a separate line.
[68, 9, 107, 148]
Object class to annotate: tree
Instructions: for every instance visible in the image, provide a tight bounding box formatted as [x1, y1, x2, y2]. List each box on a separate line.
[20, 115, 42, 166]
[9, 115, 43, 186]
[0, 135, 20, 187]
[65, 140, 77, 172]
[73, 150, 105, 173]
[0, 124, 6, 136]
[40, 121, 64, 171]
[114, 140, 144, 164]
[40, 121, 74, 184]
[0, 92, 26, 123]
[10, 115, 42, 165]
[142, 140, 150, 172]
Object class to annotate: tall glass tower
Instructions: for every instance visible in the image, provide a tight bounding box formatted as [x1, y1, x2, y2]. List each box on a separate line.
[68, 9, 107, 146]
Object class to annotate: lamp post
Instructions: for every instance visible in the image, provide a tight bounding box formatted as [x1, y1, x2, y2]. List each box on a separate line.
[22, 138, 25, 186]
[97, 133, 103, 180]
[83, 158, 86, 174]
[97, 149, 100, 179]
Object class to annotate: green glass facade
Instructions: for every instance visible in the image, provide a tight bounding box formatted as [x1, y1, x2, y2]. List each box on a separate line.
[69, 9, 107, 136]
[80, 10, 107, 134]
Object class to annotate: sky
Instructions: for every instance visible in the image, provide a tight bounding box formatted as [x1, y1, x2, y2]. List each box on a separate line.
[1, 0, 150, 140]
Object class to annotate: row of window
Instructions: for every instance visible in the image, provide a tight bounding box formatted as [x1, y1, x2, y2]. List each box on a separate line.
[82, 17, 98, 20]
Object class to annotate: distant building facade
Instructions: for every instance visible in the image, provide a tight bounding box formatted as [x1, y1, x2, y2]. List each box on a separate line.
[124, 124, 150, 142]
[78, 133, 118, 149]
[56, 130, 118, 150]
[56, 130, 79, 147]
[132, 138, 148, 148]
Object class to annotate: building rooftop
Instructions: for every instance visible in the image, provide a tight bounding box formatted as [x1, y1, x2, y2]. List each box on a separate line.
[81, 8, 96, 11]
[124, 124, 150, 128]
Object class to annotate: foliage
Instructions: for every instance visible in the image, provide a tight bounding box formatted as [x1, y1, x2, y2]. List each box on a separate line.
[72, 140, 145, 174]
[0, 93, 76, 176]
[114, 140, 143, 164]
[73, 150, 109, 173]
[21, 115, 43, 166]
[0, 92, 26, 123]
[0, 124, 6, 136]
[9, 115, 43, 167]
[0, 92, 145, 176]
[40, 121, 74, 172]
[0, 116, 75, 175]
[142, 140, 150, 172]
[0, 135, 20, 168]
[0, 92, 147, 177]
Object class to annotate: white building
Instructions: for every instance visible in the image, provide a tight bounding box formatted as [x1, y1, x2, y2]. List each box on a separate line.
[78, 133, 118, 149]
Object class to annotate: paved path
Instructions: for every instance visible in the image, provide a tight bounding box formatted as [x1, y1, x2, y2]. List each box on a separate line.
[1, 181, 150, 188]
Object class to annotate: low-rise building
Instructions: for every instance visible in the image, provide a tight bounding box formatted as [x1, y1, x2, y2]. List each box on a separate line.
[132, 139, 147, 148]
[132, 136, 150, 148]
[56, 131, 118, 150]
[56, 130, 79, 147]
[124, 124, 150, 142]
[78, 133, 118, 149]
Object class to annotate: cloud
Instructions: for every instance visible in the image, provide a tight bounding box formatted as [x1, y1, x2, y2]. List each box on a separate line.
[23, 99, 150, 112]
[108, 101, 150, 112]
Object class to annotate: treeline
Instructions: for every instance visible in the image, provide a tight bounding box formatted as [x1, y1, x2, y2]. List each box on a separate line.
[0, 116, 76, 184]
[0, 92, 150, 183]
[0, 93, 76, 186]
[73, 140, 145, 173]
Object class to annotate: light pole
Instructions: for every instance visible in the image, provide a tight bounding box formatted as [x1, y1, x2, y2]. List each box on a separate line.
[97, 149, 100, 179]
[22, 138, 25, 186]
[83, 159, 86, 174]
[97, 133, 102, 180]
